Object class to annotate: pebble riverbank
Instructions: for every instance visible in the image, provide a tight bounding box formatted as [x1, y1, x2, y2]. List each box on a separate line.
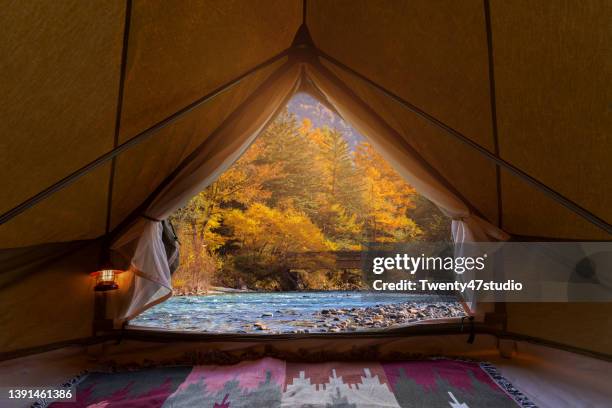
[249, 301, 466, 333]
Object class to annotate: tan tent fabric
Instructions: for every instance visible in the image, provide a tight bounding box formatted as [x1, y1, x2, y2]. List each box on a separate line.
[491, 1, 612, 239]
[0, 1, 124, 228]
[0, 164, 112, 248]
[119, 0, 302, 141]
[111, 62, 303, 320]
[307, 0, 495, 152]
[0, 241, 100, 352]
[506, 303, 612, 356]
[501, 172, 611, 240]
[1, 1, 611, 356]
[0, 0, 125, 242]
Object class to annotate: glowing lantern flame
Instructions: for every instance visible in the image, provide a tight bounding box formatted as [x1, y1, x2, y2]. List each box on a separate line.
[91, 269, 123, 291]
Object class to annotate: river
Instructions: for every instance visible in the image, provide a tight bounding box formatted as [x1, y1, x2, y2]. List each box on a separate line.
[129, 291, 463, 333]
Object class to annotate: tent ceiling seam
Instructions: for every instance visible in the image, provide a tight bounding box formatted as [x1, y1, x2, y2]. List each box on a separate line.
[317, 51, 612, 236]
[105, 0, 133, 236]
[0, 48, 291, 227]
[484, 0, 503, 229]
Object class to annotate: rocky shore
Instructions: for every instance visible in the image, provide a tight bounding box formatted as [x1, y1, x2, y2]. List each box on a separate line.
[249, 301, 466, 333]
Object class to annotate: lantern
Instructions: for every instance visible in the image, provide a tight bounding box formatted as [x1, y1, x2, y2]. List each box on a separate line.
[91, 269, 123, 291]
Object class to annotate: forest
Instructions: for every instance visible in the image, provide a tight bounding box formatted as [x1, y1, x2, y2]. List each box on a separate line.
[170, 108, 450, 293]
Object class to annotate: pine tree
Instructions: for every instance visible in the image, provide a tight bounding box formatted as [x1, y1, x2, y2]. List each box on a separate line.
[307, 126, 365, 245]
[256, 110, 321, 216]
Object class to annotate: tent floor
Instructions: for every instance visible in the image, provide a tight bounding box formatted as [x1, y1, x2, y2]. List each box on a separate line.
[1, 334, 610, 407]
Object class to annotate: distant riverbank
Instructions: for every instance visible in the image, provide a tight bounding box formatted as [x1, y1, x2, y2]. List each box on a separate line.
[130, 291, 465, 333]
[173, 286, 254, 296]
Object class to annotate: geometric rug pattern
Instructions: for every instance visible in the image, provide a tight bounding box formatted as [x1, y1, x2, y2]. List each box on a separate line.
[46, 358, 533, 407]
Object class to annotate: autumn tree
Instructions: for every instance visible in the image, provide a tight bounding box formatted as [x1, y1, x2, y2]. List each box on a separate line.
[222, 203, 333, 289]
[171, 139, 278, 252]
[354, 142, 422, 242]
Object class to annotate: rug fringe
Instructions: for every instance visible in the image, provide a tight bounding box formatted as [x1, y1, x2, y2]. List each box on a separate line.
[480, 362, 538, 408]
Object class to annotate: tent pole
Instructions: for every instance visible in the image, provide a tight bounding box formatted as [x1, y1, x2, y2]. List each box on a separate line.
[105, 0, 133, 235]
[483, 0, 503, 229]
[302, 0, 308, 26]
[483, 0, 507, 329]
[317, 51, 612, 236]
[0, 48, 291, 226]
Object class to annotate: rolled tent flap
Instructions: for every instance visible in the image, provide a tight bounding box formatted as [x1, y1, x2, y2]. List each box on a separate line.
[112, 56, 508, 322]
[111, 62, 302, 321]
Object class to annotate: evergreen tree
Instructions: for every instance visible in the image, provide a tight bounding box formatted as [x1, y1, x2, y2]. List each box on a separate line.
[307, 126, 365, 245]
[256, 110, 321, 217]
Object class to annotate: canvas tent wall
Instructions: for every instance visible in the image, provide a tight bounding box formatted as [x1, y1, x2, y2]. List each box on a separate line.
[1, 0, 611, 357]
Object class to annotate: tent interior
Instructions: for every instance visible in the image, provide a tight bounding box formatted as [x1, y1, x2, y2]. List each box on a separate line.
[1, 1, 611, 406]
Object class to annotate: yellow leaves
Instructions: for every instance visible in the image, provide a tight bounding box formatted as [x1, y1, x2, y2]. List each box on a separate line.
[224, 203, 331, 254]
[306, 127, 326, 147]
[354, 141, 422, 242]
[170, 223, 221, 293]
[172, 278, 186, 288]
[299, 117, 312, 134]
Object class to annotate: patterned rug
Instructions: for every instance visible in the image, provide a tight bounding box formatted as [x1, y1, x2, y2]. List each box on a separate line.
[41, 358, 536, 407]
